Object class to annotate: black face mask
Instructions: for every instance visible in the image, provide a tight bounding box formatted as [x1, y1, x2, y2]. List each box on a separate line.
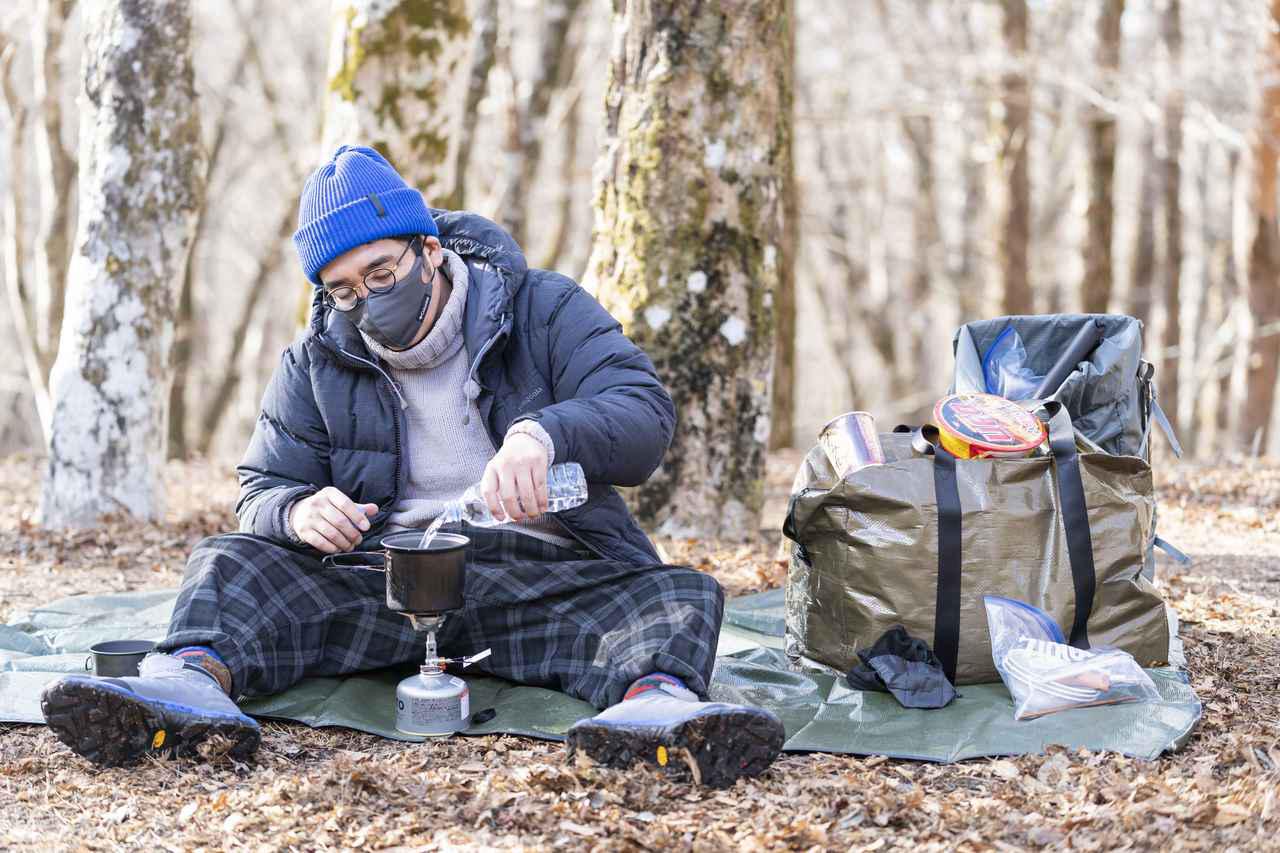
[350, 249, 435, 351]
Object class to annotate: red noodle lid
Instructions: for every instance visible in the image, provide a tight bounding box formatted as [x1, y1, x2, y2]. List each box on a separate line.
[933, 393, 1046, 459]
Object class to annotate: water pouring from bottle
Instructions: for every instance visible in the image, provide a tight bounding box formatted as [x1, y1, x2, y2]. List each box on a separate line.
[416, 462, 588, 550]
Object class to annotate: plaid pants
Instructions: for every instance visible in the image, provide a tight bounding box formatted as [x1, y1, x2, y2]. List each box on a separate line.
[159, 526, 724, 708]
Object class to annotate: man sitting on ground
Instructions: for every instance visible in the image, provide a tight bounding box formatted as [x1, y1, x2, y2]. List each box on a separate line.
[41, 145, 785, 787]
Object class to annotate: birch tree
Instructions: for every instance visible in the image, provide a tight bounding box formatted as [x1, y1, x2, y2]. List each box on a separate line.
[321, 0, 471, 200]
[40, 0, 204, 528]
[585, 0, 792, 539]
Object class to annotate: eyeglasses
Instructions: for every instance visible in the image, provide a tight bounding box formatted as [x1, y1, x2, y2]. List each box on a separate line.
[323, 237, 421, 312]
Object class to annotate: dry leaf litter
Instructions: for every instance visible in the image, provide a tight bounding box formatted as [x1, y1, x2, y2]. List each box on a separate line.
[0, 450, 1277, 850]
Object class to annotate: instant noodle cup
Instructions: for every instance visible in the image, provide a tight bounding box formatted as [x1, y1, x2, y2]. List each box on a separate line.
[933, 393, 1046, 459]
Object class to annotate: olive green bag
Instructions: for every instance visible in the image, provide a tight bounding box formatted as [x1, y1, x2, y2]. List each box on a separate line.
[782, 404, 1170, 685]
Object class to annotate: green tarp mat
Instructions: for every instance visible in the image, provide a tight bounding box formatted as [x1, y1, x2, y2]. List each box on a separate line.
[0, 588, 1201, 762]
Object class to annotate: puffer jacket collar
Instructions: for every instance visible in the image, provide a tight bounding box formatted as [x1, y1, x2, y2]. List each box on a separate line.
[306, 209, 529, 387]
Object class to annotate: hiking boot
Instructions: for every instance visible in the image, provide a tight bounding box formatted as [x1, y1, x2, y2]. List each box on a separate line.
[565, 681, 785, 787]
[41, 653, 260, 767]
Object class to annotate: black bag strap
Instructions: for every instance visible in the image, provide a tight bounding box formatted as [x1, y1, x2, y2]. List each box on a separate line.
[1039, 401, 1096, 649]
[913, 426, 963, 684]
[916, 403, 1097, 680]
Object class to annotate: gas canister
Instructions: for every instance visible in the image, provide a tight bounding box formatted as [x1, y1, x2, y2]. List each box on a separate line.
[396, 666, 470, 737]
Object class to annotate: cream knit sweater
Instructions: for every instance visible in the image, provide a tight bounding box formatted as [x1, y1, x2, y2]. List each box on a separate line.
[361, 249, 578, 550]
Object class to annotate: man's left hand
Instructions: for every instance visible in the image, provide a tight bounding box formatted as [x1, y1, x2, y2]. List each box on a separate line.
[481, 432, 549, 522]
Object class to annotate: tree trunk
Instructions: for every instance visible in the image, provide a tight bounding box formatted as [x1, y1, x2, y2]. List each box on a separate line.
[168, 247, 196, 460]
[495, 0, 584, 248]
[321, 0, 471, 200]
[169, 32, 254, 460]
[538, 85, 583, 272]
[0, 40, 52, 440]
[585, 0, 790, 540]
[1217, 150, 1242, 444]
[956, 106, 987, 322]
[1161, 0, 1184, 433]
[40, 0, 204, 528]
[769, 0, 797, 451]
[439, 0, 498, 210]
[1083, 0, 1123, 314]
[197, 200, 299, 456]
[903, 115, 939, 368]
[1128, 123, 1160, 330]
[1000, 0, 1032, 316]
[31, 0, 78, 376]
[1243, 0, 1280, 452]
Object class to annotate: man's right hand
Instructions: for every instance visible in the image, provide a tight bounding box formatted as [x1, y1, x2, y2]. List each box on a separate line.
[288, 488, 378, 553]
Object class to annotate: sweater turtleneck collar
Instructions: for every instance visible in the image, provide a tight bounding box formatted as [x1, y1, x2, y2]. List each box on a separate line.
[361, 248, 469, 370]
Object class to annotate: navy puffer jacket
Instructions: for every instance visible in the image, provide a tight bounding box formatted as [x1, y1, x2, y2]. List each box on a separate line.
[236, 210, 676, 566]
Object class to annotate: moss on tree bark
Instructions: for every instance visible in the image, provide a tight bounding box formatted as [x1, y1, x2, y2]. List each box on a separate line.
[323, 0, 471, 198]
[585, 0, 792, 540]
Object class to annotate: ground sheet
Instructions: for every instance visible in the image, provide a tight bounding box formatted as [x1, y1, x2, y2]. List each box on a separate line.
[0, 588, 1200, 762]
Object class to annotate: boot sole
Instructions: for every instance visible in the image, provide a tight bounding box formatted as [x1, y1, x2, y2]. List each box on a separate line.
[40, 677, 260, 768]
[565, 706, 785, 788]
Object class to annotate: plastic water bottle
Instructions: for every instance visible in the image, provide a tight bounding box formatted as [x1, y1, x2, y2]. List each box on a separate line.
[418, 463, 588, 548]
[455, 461, 588, 522]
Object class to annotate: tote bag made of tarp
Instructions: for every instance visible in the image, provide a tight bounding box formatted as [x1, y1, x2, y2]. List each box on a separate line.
[782, 404, 1170, 686]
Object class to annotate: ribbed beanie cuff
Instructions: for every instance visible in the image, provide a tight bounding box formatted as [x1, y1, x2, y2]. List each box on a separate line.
[293, 145, 439, 284]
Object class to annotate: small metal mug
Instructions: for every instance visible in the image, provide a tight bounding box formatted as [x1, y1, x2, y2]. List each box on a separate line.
[85, 640, 156, 677]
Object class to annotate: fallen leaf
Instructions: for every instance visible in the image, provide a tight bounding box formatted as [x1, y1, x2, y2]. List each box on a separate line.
[105, 803, 134, 824]
[1213, 803, 1252, 826]
[991, 760, 1020, 780]
[560, 820, 600, 837]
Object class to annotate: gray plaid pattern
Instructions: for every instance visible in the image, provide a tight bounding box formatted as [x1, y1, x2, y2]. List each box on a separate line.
[159, 526, 724, 708]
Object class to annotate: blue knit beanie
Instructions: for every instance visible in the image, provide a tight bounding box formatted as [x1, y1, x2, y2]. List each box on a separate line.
[293, 145, 439, 285]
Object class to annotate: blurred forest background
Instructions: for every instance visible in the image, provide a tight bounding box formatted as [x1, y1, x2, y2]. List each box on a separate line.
[1, 0, 1279, 531]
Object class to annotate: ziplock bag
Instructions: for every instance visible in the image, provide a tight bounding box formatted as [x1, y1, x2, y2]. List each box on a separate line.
[981, 325, 1041, 400]
[984, 595, 1160, 720]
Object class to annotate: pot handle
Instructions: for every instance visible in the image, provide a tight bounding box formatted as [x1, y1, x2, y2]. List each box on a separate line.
[322, 552, 386, 571]
[84, 655, 93, 672]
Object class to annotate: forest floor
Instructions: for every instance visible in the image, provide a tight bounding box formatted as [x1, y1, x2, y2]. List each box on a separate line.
[0, 451, 1278, 851]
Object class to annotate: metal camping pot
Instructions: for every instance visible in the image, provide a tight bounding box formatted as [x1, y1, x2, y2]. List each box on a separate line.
[323, 531, 468, 615]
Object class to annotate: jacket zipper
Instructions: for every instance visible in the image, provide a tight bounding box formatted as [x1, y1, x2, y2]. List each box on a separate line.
[334, 345, 406, 527]
[338, 346, 409, 410]
[465, 312, 510, 393]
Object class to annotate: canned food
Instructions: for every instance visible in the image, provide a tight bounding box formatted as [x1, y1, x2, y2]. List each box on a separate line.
[818, 411, 885, 478]
[933, 393, 1046, 459]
